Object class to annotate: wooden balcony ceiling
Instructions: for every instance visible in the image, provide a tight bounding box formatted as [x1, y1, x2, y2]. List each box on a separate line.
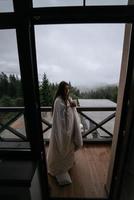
[47, 143, 111, 198]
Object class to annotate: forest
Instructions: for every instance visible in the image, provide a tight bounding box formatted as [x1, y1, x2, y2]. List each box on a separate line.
[0, 72, 118, 107]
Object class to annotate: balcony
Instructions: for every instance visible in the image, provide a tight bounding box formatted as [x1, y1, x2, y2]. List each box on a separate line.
[0, 99, 116, 143]
[47, 143, 110, 198]
[0, 99, 116, 198]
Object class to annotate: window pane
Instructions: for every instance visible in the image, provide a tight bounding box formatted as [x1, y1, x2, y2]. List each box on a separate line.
[33, 0, 83, 7]
[86, 0, 128, 5]
[34, 24, 125, 198]
[0, 29, 29, 149]
[0, 0, 14, 13]
[35, 24, 125, 90]
[35, 24, 125, 107]
[33, 0, 130, 7]
[35, 24, 124, 143]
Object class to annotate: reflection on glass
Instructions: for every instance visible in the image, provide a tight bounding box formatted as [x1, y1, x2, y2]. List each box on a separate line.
[0, 30, 28, 147]
[33, 0, 83, 7]
[0, 0, 14, 13]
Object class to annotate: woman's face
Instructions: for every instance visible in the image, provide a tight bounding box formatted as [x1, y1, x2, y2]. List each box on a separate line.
[64, 85, 69, 97]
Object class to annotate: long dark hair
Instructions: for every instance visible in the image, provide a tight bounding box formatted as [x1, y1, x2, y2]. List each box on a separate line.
[52, 81, 69, 113]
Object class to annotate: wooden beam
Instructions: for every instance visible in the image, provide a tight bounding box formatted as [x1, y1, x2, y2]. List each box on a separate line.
[32, 5, 134, 24]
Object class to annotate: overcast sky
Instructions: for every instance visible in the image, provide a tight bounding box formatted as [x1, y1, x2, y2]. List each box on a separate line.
[0, 0, 128, 90]
[35, 24, 125, 89]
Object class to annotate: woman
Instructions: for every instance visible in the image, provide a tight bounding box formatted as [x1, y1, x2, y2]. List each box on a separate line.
[47, 81, 83, 186]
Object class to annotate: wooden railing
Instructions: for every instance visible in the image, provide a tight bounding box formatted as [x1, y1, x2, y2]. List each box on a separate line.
[0, 107, 26, 142]
[0, 106, 116, 143]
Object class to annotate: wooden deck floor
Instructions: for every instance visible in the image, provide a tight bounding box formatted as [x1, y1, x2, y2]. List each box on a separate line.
[46, 143, 111, 198]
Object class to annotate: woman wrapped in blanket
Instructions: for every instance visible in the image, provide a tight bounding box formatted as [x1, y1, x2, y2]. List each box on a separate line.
[47, 81, 83, 186]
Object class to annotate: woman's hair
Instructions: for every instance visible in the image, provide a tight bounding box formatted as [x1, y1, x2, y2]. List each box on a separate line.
[52, 81, 69, 113]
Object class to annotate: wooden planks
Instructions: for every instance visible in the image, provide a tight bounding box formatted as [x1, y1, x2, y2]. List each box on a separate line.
[46, 144, 111, 198]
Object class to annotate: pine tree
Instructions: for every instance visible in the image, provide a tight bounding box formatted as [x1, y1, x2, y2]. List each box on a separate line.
[0, 72, 9, 98]
[40, 73, 52, 106]
[8, 74, 17, 97]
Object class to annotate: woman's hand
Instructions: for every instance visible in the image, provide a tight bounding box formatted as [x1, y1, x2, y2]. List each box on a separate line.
[70, 101, 76, 107]
[68, 98, 77, 107]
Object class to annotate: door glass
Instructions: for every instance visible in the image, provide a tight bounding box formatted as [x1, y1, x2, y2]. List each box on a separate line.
[34, 23, 125, 198]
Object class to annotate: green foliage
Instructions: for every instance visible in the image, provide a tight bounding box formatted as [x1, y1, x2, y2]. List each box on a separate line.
[0, 96, 13, 107]
[14, 97, 24, 106]
[0, 72, 118, 108]
[80, 85, 118, 102]
[8, 74, 17, 97]
[0, 96, 24, 107]
[39, 73, 118, 105]
[0, 72, 23, 106]
[39, 75, 81, 106]
[40, 73, 53, 106]
[0, 72, 8, 98]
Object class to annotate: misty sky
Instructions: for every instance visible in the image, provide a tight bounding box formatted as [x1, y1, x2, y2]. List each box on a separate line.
[35, 24, 125, 89]
[0, 0, 128, 89]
